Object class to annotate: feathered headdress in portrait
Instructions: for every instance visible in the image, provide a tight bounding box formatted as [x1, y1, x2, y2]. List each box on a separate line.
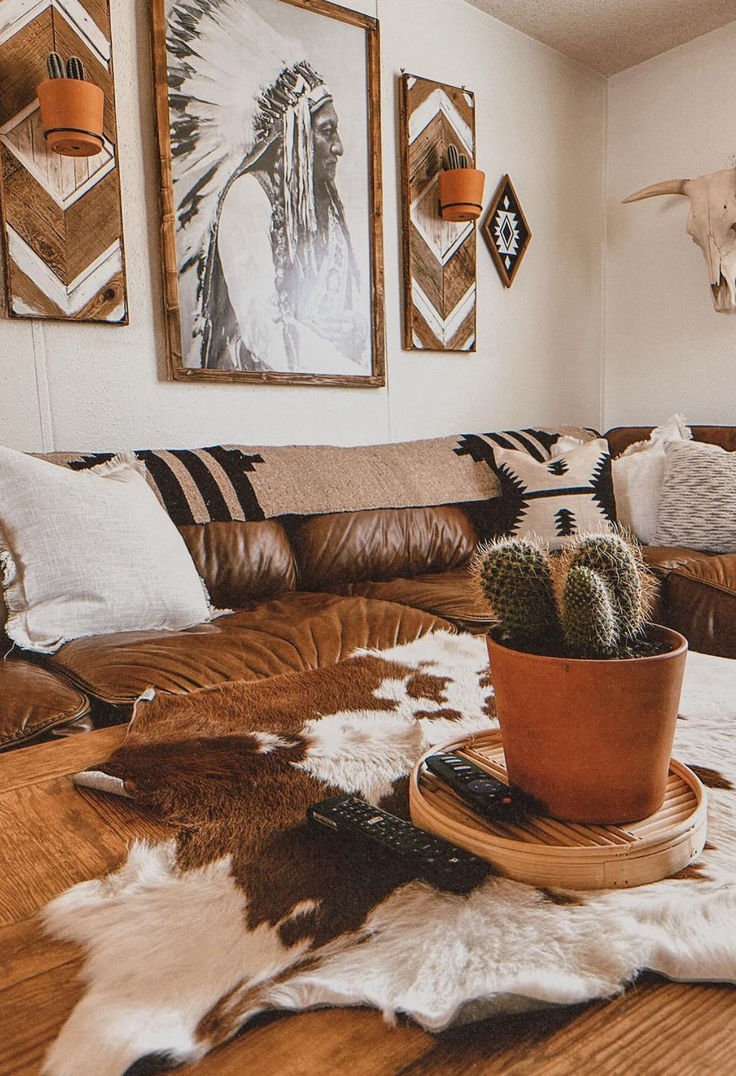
[166, 0, 333, 368]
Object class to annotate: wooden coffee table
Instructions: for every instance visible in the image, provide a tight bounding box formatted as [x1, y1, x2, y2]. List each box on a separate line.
[1, 727, 734, 1075]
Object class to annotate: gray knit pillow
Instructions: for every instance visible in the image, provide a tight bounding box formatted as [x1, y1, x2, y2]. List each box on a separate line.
[654, 440, 736, 552]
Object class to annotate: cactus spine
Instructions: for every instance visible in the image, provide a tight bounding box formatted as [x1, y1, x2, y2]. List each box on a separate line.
[474, 530, 656, 659]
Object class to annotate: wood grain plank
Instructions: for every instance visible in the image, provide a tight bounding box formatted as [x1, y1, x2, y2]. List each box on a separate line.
[0, 0, 128, 324]
[182, 1008, 433, 1075]
[64, 169, 121, 280]
[0, 778, 166, 926]
[0, 10, 51, 128]
[3, 154, 67, 278]
[0, 915, 79, 993]
[0, 958, 84, 1076]
[80, 0, 111, 37]
[401, 72, 476, 353]
[0, 725, 126, 795]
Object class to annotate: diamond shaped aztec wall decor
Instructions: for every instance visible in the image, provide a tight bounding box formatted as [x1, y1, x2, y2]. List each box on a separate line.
[399, 74, 477, 351]
[0, 0, 127, 323]
[482, 174, 531, 289]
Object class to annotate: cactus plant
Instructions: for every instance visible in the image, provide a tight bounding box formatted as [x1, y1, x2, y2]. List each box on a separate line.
[445, 143, 471, 170]
[557, 565, 618, 657]
[46, 52, 64, 80]
[66, 56, 86, 81]
[473, 530, 658, 659]
[473, 536, 558, 647]
[556, 531, 655, 646]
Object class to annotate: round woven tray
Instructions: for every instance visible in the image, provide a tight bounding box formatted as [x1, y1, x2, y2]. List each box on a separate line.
[409, 731, 707, 890]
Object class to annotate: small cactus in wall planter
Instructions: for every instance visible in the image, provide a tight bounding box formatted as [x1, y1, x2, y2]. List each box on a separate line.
[438, 142, 485, 221]
[65, 56, 86, 81]
[46, 51, 65, 80]
[475, 529, 688, 824]
[37, 51, 104, 157]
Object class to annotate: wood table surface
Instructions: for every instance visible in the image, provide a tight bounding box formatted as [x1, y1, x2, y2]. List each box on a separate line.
[1, 727, 734, 1075]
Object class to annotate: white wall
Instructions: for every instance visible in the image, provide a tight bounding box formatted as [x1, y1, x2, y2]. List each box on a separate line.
[0, 0, 606, 452]
[604, 21, 736, 429]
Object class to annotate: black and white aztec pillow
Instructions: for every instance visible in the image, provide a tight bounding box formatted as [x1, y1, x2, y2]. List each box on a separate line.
[655, 440, 736, 553]
[487, 438, 617, 548]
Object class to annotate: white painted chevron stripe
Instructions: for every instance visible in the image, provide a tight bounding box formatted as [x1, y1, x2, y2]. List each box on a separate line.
[0, 0, 110, 67]
[408, 89, 473, 157]
[8, 226, 121, 315]
[412, 279, 476, 345]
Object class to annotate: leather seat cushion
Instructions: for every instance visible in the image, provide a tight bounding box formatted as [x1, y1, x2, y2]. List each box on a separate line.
[45, 593, 451, 705]
[178, 520, 296, 606]
[646, 551, 736, 658]
[0, 660, 89, 750]
[643, 546, 717, 574]
[329, 567, 494, 628]
[290, 506, 478, 589]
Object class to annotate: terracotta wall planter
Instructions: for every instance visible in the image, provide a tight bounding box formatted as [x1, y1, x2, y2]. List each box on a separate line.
[438, 168, 485, 221]
[487, 625, 688, 824]
[37, 79, 104, 157]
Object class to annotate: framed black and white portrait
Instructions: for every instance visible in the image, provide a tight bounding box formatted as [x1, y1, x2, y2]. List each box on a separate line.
[151, 0, 384, 387]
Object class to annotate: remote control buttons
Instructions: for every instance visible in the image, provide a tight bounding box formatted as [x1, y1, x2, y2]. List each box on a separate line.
[467, 779, 502, 795]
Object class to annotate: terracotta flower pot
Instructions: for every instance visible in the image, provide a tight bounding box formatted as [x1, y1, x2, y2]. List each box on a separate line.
[438, 168, 485, 221]
[37, 79, 104, 157]
[486, 625, 688, 824]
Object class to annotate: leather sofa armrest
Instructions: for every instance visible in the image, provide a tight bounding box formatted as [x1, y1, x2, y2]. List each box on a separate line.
[0, 659, 89, 751]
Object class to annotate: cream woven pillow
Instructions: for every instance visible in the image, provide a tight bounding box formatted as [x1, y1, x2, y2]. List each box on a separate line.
[0, 447, 217, 653]
[654, 440, 736, 553]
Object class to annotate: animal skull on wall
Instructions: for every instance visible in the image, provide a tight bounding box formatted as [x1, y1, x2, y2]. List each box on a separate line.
[623, 168, 736, 313]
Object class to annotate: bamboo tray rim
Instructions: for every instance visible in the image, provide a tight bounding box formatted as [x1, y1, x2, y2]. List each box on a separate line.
[410, 731, 706, 861]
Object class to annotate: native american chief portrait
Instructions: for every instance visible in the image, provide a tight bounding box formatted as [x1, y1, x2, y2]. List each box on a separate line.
[165, 0, 377, 380]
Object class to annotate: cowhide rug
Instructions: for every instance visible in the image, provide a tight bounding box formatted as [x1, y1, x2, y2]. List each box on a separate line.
[43, 631, 736, 1076]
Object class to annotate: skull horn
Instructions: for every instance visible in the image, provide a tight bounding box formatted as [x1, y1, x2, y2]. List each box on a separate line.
[622, 179, 689, 203]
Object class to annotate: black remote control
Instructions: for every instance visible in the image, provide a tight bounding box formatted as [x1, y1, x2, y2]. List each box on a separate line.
[424, 751, 529, 824]
[307, 795, 490, 894]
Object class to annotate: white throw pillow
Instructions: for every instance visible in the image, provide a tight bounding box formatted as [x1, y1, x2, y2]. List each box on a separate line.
[0, 447, 217, 653]
[489, 438, 616, 550]
[611, 415, 691, 544]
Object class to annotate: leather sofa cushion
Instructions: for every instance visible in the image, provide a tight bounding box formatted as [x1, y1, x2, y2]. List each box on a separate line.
[655, 553, 736, 658]
[290, 506, 478, 589]
[606, 426, 736, 458]
[0, 660, 89, 750]
[178, 521, 296, 605]
[643, 546, 716, 574]
[44, 593, 451, 705]
[330, 567, 494, 629]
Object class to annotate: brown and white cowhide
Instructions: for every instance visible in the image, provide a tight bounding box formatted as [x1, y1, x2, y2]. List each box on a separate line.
[43, 632, 736, 1076]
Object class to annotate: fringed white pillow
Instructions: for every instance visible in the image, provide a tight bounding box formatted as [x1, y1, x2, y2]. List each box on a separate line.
[0, 446, 218, 653]
[611, 415, 691, 544]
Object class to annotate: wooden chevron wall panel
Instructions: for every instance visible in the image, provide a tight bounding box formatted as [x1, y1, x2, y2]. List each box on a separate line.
[399, 73, 476, 352]
[0, 0, 127, 323]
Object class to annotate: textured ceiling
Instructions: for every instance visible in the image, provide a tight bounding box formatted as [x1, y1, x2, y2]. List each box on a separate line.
[465, 0, 736, 74]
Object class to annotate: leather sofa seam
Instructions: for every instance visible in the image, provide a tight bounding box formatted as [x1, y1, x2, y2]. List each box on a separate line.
[668, 569, 736, 599]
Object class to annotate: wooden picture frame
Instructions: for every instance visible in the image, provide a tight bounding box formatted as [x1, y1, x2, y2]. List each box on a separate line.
[398, 73, 477, 352]
[481, 174, 532, 289]
[0, 0, 128, 324]
[151, 0, 384, 387]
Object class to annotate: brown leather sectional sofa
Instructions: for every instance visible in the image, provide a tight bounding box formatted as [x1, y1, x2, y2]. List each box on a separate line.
[3, 426, 735, 751]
